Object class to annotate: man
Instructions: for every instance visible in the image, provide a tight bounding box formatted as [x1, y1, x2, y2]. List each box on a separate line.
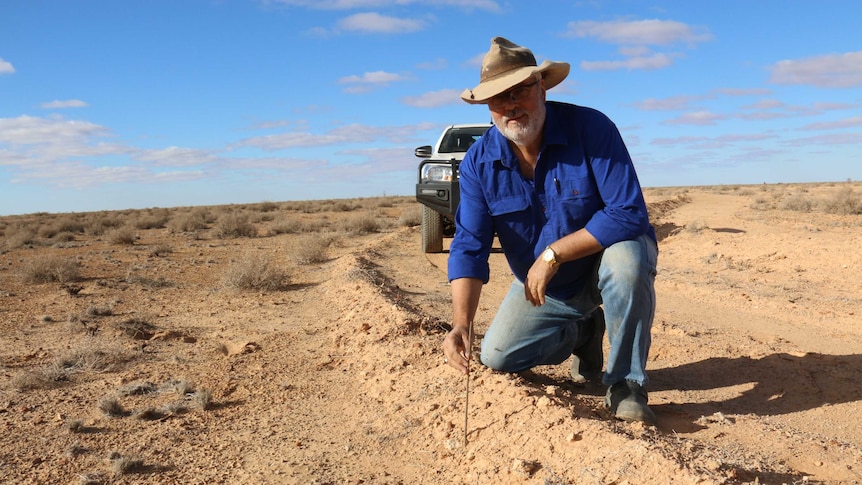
[441, 37, 659, 425]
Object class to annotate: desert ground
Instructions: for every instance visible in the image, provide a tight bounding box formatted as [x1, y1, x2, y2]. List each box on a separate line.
[1, 182, 861, 484]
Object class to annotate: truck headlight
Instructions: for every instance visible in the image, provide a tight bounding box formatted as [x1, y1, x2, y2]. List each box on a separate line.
[420, 163, 455, 183]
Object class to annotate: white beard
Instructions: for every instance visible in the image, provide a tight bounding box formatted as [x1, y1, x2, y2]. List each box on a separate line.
[494, 101, 546, 145]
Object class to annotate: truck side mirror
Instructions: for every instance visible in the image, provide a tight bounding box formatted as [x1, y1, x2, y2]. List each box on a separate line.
[414, 145, 432, 158]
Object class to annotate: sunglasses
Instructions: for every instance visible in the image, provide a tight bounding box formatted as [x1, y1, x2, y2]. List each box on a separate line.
[488, 80, 539, 109]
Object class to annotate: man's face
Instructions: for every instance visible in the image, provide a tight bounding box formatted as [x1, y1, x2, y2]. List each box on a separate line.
[488, 76, 546, 146]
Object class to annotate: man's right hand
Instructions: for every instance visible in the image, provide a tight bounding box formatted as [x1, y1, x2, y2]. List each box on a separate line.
[442, 325, 471, 375]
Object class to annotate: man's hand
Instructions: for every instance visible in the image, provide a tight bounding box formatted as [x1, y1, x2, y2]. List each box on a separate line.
[524, 256, 558, 306]
[442, 325, 472, 374]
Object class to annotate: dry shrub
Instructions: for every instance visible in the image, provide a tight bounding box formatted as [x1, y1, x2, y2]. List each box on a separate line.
[54, 216, 86, 234]
[749, 196, 774, 211]
[223, 253, 289, 291]
[50, 347, 119, 375]
[291, 235, 335, 265]
[85, 214, 123, 236]
[86, 304, 114, 317]
[11, 370, 58, 391]
[110, 453, 145, 475]
[214, 212, 257, 238]
[268, 217, 325, 235]
[779, 195, 814, 212]
[107, 226, 136, 245]
[683, 220, 709, 233]
[53, 231, 77, 242]
[340, 212, 382, 235]
[99, 397, 127, 417]
[118, 318, 157, 339]
[2, 222, 37, 250]
[134, 215, 168, 230]
[257, 201, 280, 212]
[20, 256, 80, 283]
[118, 381, 157, 396]
[822, 186, 862, 215]
[398, 206, 422, 227]
[148, 244, 173, 257]
[168, 208, 211, 233]
[194, 388, 213, 410]
[325, 201, 360, 212]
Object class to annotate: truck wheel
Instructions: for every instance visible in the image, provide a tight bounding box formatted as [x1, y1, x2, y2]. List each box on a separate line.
[421, 206, 444, 253]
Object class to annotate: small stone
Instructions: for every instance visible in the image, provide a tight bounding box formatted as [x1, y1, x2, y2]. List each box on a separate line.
[512, 458, 539, 476]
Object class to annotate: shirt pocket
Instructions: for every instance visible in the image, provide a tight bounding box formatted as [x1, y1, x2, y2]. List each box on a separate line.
[552, 176, 600, 234]
[487, 194, 535, 243]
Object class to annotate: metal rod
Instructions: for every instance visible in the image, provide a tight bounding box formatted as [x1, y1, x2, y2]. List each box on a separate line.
[464, 321, 474, 448]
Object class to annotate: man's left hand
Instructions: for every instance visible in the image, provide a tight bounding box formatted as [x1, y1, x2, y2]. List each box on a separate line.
[524, 257, 558, 306]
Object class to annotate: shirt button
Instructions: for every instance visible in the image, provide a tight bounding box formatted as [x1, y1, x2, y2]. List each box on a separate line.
[572, 190, 579, 195]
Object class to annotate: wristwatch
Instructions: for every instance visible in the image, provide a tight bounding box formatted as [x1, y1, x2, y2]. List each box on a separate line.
[541, 246, 560, 269]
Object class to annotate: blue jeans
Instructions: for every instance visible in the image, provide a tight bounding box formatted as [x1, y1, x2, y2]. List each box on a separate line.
[479, 234, 658, 386]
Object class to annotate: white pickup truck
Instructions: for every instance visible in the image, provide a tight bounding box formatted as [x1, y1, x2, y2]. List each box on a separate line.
[414, 123, 492, 253]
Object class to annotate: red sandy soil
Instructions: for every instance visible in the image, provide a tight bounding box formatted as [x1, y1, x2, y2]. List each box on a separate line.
[1, 182, 861, 484]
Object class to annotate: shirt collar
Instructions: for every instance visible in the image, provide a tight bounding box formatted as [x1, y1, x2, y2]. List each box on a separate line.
[486, 102, 567, 171]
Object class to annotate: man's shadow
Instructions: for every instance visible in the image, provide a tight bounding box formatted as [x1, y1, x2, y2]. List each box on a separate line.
[648, 352, 862, 432]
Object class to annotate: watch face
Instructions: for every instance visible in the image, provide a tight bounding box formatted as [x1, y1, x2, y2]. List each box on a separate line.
[543, 249, 554, 262]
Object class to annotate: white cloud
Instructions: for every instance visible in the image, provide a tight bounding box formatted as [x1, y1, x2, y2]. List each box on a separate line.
[337, 12, 425, 33]
[801, 117, 862, 131]
[564, 19, 712, 46]
[713, 88, 772, 97]
[338, 70, 409, 93]
[402, 88, 463, 108]
[338, 70, 407, 84]
[770, 51, 862, 88]
[416, 58, 447, 70]
[265, 0, 500, 12]
[783, 131, 862, 147]
[133, 146, 220, 167]
[0, 115, 109, 146]
[662, 110, 725, 126]
[567, 19, 710, 72]
[0, 57, 14, 74]
[581, 52, 677, 71]
[40, 99, 89, 109]
[633, 94, 707, 111]
[233, 122, 437, 150]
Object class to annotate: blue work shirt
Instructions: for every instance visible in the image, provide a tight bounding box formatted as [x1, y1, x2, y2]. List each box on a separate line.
[447, 101, 656, 300]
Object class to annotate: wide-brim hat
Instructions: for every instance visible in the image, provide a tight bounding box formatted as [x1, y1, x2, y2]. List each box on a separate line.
[461, 36, 570, 105]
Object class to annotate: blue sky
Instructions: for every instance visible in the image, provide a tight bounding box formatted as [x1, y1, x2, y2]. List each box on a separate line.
[1, 1, 861, 215]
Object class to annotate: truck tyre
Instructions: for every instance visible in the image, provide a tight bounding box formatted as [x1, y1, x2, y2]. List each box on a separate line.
[421, 206, 444, 253]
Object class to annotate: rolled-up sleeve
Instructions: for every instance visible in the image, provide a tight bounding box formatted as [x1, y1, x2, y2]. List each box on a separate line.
[447, 151, 495, 283]
[581, 117, 652, 247]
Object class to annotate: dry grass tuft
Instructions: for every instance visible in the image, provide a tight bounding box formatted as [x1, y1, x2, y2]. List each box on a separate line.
[117, 317, 157, 339]
[86, 304, 114, 317]
[98, 397, 127, 417]
[167, 209, 210, 233]
[148, 244, 173, 257]
[214, 212, 257, 238]
[194, 388, 213, 410]
[398, 206, 422, 227]
[11, 370, 58, 391]
[822, 186, 862, 215]
[109, 453, 146, 475]
[118, 381, 157, 396]
[66, 419, 87, 433]
[106, 226, 137, 245]
[19, 256, 81, 283]
[291, 234, 336, 265]
[132, 407, 165, 420]
[340, 212, 383, 235]
[222, 253, 289, 291]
